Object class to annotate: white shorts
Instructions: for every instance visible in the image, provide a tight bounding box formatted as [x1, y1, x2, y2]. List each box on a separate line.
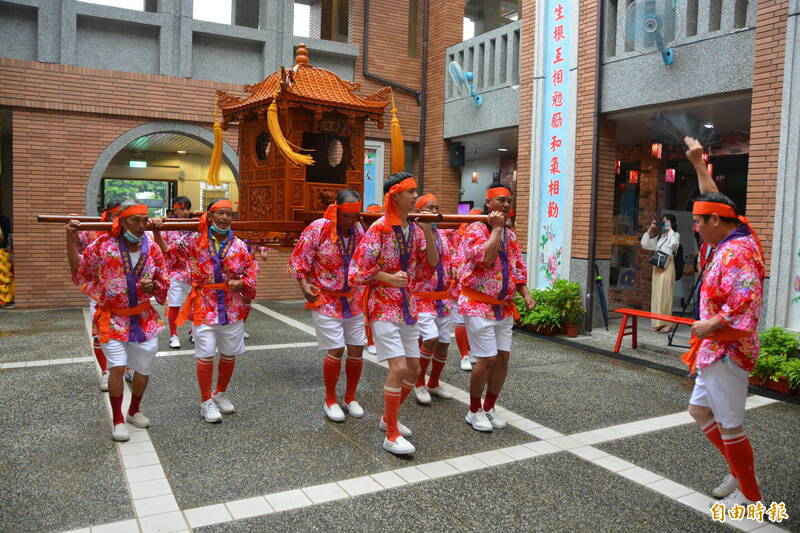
[88, 298, 97, 324]
[464, 315, 513, 358]
[312, 311, 366, 351]
[371, 320, 421, 362]
[689, 357, 749, 429]
[451, 307, 464, 325]
[192, 320, 246, 358]
[102, 337, 158, 375]
[418, 312, 452, 343]
[167, 278, 192, 308]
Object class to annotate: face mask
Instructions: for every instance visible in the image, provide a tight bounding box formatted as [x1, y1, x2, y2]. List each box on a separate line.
[123, 230, 142, 244]
[210, 224, 227, 234]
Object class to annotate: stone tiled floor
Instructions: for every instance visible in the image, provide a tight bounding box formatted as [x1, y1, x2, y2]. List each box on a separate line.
[0, 301, 796, 533]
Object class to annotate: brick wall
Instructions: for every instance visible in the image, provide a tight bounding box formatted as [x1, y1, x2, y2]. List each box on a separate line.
[514, 0, 536, 253]
[747, 0, 788, 275]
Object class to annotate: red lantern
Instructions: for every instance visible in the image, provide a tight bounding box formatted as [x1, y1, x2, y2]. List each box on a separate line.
[651, 143, 662, 159]
[628, 170, 639, 184]
[615, 160, 621, 175]
[665, 168, 676, 183]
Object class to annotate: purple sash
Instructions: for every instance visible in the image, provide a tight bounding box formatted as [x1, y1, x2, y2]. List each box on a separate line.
[209, 229, 235, 325]
[119, 235, 150, 343]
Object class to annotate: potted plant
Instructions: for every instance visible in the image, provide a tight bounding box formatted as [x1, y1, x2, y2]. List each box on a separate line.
[749, 354, 785, 388]
[779, 357, 800, 395]
[549, 279, 584, 336]
[522, 303, 562, 335]
[562, 299, 585, 337]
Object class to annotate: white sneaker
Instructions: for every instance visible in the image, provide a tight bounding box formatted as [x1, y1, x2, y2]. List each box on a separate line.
[413, 386, 432, 405]
[485, 408, 506, 429]
[712, 473, 739, 498]
[465, 409, 493, 432]
[345, 401, 364, 418]
[112, 423, 130, 442]
[379, 417, 412, 437]
[470, 355, 478, 364]
[428, 385, 452, 399]
[124, 368, 135, 383]
[169, 335, 181, 349]
[383, 435, 416, 455]
[460, 357, 472, 371]
[243, 331, 251, 339]
[200, 398, 222, 423]
[212, 392, 236, 414]
[366, 345, 377, 355]
[323, 402, 346, 422]
[126, 411, 151, 428]
[715, 488, 757, 509]
[99, 371, 109, 392]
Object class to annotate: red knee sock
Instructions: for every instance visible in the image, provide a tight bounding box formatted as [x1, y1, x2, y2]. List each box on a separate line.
[455, 325, 470, 358]
[483, 392, 499, 412]
[427, 354, 448, 389]
[322, 354, 342, 407]
[110, 395, 124, 425]
[196, 359, 214, 402]
[400, 380, 413, 404]
[344, 357, 363, 403]
[701, 420, 734, 476]
[168, 306, 180, 336]
[93, 337, 107, 372]
[128, 394, 142, 416]
[383, 385, 402, 441]
[470, 396, 482, 413]
[416, 348, 433, 387]
[215, 357, 236, 394]
[366, 324, 374, 347]
[723, 432, 761, 501]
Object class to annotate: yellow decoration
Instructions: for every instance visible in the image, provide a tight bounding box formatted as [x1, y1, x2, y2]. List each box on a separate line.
[267, 93, 314, 167]
[206, 110, 223, 187]
[390, 90, 405, 174]
[0, 249, 13, 306]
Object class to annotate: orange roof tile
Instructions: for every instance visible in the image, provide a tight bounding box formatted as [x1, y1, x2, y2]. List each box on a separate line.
[218, 44, 389, 119]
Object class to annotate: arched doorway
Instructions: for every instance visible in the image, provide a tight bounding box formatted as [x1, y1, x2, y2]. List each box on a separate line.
[85, 121, 239, 215]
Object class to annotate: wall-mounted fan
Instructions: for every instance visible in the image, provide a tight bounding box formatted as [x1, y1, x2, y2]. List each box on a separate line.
[448, 61, 483, 107]
[624, 0, 679, 65]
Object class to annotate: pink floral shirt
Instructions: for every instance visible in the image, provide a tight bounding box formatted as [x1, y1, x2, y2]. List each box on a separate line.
[697, 230, 764, 372]
[174, 230, 258, 326]
[349, 217, 428, 324]
[77, 231, 104, 255]
[73, 233, 168, 342]
[457, 223, 527, 321]
[414, 227, 454, 317]
[162, 230, 192, 283]
[289, 218, 365, 319]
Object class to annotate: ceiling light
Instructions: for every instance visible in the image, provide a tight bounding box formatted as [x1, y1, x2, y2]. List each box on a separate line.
[497, 148, 508, 152]
[704, 123, 714, 129]
[177, 150, 187, 154]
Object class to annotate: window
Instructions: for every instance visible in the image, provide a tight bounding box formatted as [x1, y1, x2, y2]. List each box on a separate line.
[101, 178, 174, 217]
[79, 0, 144, 10]
[463, 0, 520, 40]
[193, 0, 232, 25]
[304, 0, 349, 43]
[200, 182, 232, 209]
[294, 2, 311, 37]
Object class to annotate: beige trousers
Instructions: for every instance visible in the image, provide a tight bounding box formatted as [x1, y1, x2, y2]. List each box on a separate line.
[650, 259, 676, 328]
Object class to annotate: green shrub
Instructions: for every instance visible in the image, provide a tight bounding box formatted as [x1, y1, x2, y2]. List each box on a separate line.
[750, 353, 787, 382]
[781, 358, 800, 389]
[760, 327, 800, 359]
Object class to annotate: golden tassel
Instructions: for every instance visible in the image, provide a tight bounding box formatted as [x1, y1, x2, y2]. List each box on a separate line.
[390, 90, 405, 174]
[206, 110, 223, 187]
[267, 93, 314, 167]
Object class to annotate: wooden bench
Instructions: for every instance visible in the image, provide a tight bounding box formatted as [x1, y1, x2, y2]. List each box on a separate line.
[612, 308, 695, 353]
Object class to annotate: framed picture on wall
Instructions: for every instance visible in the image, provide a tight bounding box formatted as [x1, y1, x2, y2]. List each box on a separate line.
[457, 201, 474, 215]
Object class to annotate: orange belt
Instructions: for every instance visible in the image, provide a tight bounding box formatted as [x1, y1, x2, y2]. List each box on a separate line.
[681, 327, 753, 374]
[176, 282, 229, 327]
[414, 290, 450, 301]
[94, 301, 153, 344]
[361, 280, 393, 322]
[305, 288, 354, 310]
[460, 287, 520, 320]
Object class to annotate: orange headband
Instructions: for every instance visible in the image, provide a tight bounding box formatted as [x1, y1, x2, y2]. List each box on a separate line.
[692, 201, 763, 261]
[382, 177, 417, 232]
[173, 201, 189, 211]
[198, 199, 234, 247]
[323, 201, 363, 243]
[100, 204, 121, 222]
[110, 204, 148, 237]
[415, 194, 437, 211]
[487, 187, 512, 199]
[366, 204, 383, 214]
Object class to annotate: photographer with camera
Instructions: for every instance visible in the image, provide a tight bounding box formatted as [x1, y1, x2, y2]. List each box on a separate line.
[640, 214, 680, 332]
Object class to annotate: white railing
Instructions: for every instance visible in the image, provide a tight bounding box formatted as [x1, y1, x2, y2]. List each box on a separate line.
[445, 20, 522, 102]
[603, 0, 756, 61]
